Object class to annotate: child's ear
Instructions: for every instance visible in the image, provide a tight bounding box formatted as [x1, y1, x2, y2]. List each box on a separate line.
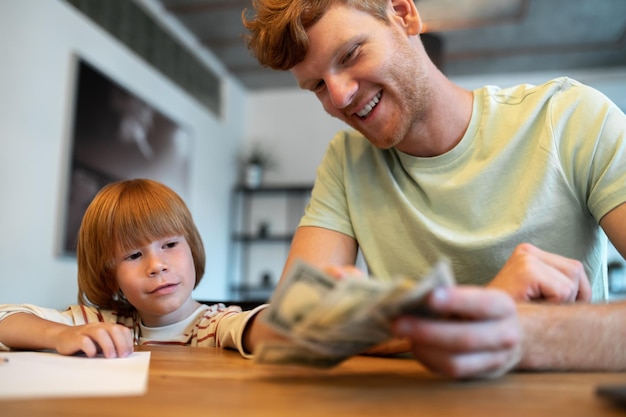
[390, 0, 422, 35]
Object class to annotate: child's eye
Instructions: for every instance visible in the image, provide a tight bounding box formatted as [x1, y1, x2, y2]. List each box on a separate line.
[164, 241, 178, 249]
[127, 251, 142, 261]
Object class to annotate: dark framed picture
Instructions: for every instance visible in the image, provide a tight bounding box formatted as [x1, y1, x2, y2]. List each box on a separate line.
[62, 58, 191, 254]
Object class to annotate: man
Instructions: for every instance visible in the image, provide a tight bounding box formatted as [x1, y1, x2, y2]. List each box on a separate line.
[240, 0, 626, 378]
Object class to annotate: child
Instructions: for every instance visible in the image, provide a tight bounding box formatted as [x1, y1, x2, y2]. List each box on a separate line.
[0, 179, 265, 358]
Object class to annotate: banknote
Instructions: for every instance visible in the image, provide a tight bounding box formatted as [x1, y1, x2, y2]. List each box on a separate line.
[256, 259, 455, 367]
[254, 341, 348, 368]
[262, 260, 337, 335]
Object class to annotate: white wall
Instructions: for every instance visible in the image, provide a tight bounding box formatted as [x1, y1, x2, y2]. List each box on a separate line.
[0, 0, 247, 308]
[244, 89, 349, 185]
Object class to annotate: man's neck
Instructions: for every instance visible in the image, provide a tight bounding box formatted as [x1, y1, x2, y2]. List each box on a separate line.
[396, 76, 473, 158]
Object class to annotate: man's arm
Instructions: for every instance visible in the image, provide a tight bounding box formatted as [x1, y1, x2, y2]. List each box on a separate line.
[601, 202, 626, 259]
[518, 301, 626, 370]
[244, 226, 358, 352]
[511, 203, 626, 370]
[279, 225, 359, 284]
[484, 204, 626, 304]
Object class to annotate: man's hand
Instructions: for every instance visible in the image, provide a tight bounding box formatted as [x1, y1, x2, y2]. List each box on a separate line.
[51, 322, 134, 358]
[488, 243, 592, 303]
[391, 286, 522, 379]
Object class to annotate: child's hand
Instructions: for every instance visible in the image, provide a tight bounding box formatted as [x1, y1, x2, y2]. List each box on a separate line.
[53, 322, 134, 358]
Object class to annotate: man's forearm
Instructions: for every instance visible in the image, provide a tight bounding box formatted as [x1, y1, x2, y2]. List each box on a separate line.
[517, 301, 626, 371]
[242, 309, 287, 354]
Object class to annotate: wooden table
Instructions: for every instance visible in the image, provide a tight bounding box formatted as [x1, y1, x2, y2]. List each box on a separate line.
[2, 345, 626, 417]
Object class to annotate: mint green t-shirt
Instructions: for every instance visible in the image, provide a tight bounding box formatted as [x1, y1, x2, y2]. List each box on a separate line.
[300, 78, 626, 302]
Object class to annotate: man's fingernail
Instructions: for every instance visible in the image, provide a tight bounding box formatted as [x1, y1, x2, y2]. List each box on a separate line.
[431, 287, 449, 305]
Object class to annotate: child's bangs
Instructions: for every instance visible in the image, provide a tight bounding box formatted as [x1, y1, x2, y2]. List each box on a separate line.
[112, 192, 187, 253]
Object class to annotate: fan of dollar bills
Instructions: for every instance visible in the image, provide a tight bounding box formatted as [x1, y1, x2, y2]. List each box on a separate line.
[255, 259, 455, 368]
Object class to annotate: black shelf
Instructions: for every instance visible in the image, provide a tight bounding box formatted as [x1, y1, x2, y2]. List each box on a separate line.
[228, 183, 313, 301]
[231, 233, 295, 242]
[233, 184, 314, 194]
[229, 284, 275, 296]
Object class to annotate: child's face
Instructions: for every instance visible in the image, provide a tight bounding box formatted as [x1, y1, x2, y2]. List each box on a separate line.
[114, 235, 198, 327]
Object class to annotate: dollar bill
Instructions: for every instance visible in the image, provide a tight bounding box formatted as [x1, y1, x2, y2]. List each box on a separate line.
[256, 259, 455, 367]
[254, 341, 349, 368]
[263, 259, 337, 335]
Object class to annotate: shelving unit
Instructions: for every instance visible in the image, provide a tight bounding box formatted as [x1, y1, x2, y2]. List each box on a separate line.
[228, 184, 313, 301]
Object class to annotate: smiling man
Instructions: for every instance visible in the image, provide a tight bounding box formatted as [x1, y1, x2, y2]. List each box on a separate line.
[241, 0, 626, 378]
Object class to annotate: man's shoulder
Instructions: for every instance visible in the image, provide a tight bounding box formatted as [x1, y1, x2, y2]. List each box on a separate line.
[473, 77, 604, 119]
[480, 77, 589, 102]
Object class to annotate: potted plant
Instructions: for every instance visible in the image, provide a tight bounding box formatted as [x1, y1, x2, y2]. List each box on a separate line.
[238, 142, 278, 188]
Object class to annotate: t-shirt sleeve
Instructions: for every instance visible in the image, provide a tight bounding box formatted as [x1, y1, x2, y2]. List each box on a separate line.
[551, 79, 626, 220]
[299, 131, 356, 238]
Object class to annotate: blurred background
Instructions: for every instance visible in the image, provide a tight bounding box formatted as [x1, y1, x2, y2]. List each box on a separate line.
[0, 0, 624, 308]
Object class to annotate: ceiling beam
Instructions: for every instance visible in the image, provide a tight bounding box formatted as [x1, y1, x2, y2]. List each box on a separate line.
[165, 0, 249, 14]
[447, 27, 626, 61]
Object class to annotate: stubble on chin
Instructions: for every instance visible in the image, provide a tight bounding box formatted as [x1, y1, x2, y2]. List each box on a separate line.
[351, 113, 410, 150]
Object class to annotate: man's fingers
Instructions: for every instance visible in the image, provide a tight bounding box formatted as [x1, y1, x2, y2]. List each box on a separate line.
[411, 346, 521, 379]
[528, 244, 584, 277]
[427, 286, 517, 320]
[393, 316, 519, 352]
[575, 272, 593, 301]
[492, 243, 592, 303]
[390, 286, 522, 379]
[521, 244, 591, 301]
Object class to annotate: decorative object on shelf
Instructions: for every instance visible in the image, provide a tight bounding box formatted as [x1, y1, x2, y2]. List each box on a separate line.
[261, 272, 273, 288]
[238, 142, 278, 189]
[609, 261, 626, 294]
[258, 221, 270, 238]
[245, 164, 263, 188]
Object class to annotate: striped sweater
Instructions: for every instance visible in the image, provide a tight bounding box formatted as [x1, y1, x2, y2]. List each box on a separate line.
[0, 303, 267, 357]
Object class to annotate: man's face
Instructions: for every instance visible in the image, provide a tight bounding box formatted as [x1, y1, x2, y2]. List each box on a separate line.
[291, 2, 430, 150]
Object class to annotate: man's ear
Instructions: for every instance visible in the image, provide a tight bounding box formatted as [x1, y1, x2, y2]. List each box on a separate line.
[390, 0, 422, 35]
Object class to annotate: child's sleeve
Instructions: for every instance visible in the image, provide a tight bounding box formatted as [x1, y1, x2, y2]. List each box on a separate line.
[0, 304, 78, 351]
[195, 304, 269, 358]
